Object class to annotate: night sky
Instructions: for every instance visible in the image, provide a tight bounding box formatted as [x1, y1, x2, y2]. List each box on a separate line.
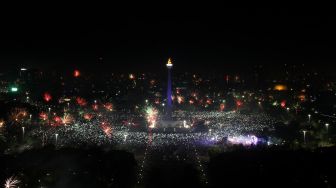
[1, 8, 335, 72]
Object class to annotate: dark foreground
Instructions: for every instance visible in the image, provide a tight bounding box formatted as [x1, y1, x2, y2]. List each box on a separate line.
[1, 146, 336, 188]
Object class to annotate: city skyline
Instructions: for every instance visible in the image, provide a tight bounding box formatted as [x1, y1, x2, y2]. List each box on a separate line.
[1, 7, 336, 188]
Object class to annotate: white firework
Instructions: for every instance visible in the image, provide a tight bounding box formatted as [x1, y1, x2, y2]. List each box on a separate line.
[4, 176, 20, 188]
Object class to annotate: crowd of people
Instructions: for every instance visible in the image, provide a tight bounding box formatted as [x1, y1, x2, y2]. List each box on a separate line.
[27, 111, 276, 149]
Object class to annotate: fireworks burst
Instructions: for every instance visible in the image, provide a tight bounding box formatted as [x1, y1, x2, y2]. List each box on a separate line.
[76, 97, 87, 106]
[0, 119, 4, 128]
[145, 107, 158, 128]
[236, 100, 243, 107]
[83, 113, 93, 120]
[39, 112, 48, 121]
[52, 116, 63, 126]
[103, 103, 113, 111]
[280, 100, 286, 108]
[177, 96, 184, 104]
[61, 113, 73, 125]
[43, 92, 52, 102]
[92, 104, 99, 111]
[100, 122, 112, 138]
[4, 176, 20, 188]
[10, 108, 28, 122]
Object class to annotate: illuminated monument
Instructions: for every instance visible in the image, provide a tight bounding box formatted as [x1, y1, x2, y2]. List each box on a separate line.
[156, 58, 188, 131]
[166, 58, 173, 118]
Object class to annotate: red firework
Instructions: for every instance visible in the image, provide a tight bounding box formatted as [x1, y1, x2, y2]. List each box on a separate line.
[206, 99, 212, 105]
[39, 112, 48, 121]
[76, 97, 87, 106]
[236, 100, 243, 107]
[92, 104, 99, 111]
[52, 116, 62, 126]
[281, 100, 286, 108]
[103, 103, 113, 111]
[43, 92, 52, 102]
[83, 113, 93, 120]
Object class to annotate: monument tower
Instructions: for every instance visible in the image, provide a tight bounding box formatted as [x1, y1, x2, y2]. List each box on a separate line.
[166, 58, 173, 118]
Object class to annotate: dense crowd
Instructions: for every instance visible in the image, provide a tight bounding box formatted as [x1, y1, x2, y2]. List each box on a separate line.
[28, 111, 275, 149]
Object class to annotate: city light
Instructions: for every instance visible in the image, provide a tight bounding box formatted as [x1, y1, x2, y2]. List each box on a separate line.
[227, 135, 258, 145]
[1, 12, 335, 188]
[129, 74, 135, 80]
[10, 87, 18, 92]
[274, 84, 288, 91]
[74, 70, 80, 77]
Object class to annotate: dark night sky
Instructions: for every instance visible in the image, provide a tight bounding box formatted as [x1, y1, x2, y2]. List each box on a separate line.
[0, 8, 335, 72]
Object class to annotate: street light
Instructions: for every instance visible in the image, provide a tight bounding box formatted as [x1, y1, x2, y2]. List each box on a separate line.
[22, 127, 25, 139]
[325, 123, 329, 133]
[308, 114, 311, 122]
[303, 130, 307, 144]
[10, 87, 18, 92]
[55, 133, 59, 145]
